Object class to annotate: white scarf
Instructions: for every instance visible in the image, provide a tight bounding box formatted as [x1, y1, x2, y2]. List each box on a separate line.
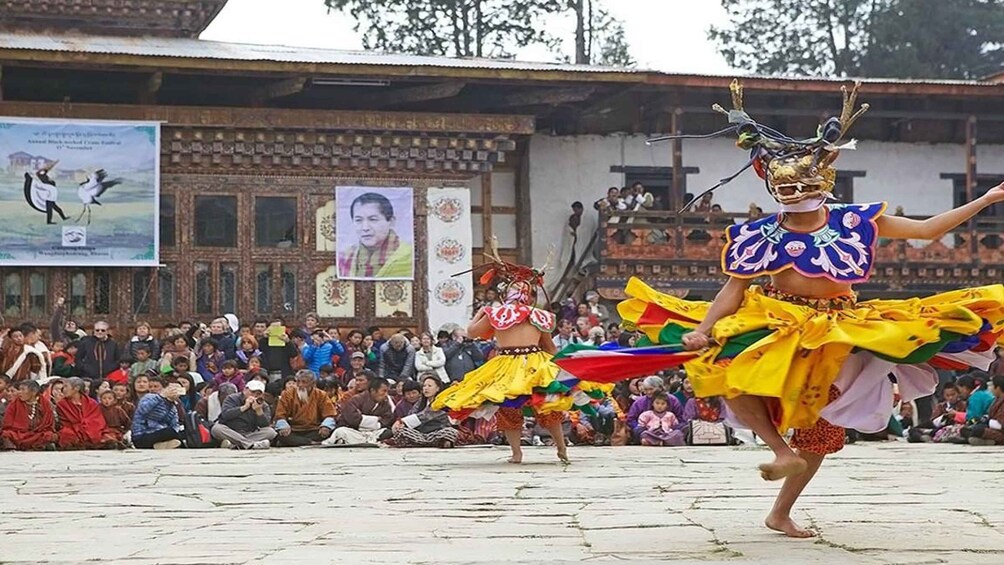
[5, 342, 50, 381]
[207, 391, 223, 423]
[778, 195, 827, 214]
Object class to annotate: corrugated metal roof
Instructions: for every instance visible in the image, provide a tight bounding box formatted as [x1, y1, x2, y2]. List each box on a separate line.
[0, 32, 998, 88]
[0, 32, 642, 74]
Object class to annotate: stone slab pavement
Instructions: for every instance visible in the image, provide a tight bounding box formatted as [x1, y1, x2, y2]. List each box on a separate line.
[0, 442, 1002, 565]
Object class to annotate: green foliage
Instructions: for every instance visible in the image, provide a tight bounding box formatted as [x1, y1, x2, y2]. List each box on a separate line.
[710, 0, 1004, 78]
[324, 0, 635, 66]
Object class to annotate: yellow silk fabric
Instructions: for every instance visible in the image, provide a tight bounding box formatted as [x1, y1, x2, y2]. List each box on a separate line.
[618, 277, 1004, 432]
[432, 351, 569, 414]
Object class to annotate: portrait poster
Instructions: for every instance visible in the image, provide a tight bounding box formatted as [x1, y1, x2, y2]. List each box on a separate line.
[425, 187, 473, 332]
[0, 117, 160, 266]
[335, 186, 414, 280]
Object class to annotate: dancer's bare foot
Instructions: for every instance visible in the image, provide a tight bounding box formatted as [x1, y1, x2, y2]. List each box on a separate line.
[508, 448, 523, 464]
[556, 445, 570, 465]
[765, 513, 816, 538]
[758, 454, 808, 481]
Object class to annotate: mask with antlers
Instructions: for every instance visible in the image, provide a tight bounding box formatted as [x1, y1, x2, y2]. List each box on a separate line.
[474, 236, 553, 307]
[648, 79, 869, 212]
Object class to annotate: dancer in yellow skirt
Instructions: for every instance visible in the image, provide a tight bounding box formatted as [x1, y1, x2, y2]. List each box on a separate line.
[621, 81, 1004, 538]
[433, 248, 609, 464]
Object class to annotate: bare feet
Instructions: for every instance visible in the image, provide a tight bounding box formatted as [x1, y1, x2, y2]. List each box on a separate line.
[758, 454, 808, 481]
[508, 448, 523, 464]
[556, 446, 570, 465]
[765, 513, 816, 538]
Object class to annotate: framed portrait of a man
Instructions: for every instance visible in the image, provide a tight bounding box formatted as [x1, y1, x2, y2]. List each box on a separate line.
[335, 186, 415, 280]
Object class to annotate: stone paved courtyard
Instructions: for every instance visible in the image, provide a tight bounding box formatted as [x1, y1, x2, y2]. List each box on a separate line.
[1, 443, 1002, 565]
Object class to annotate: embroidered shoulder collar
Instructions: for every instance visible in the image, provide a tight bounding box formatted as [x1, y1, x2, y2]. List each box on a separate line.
[485, 305, 556, 332]
[721, 202, 887, 283]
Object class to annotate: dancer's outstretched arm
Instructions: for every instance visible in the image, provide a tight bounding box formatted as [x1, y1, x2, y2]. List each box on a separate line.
[877, 181, 1004, 240]
[682, 276, 752, 350]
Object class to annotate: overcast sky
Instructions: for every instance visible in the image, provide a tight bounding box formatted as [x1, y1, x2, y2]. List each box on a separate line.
[201, 0, 734, 74]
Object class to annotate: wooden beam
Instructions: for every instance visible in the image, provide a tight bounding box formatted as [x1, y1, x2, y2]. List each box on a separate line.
[0, 100, 537, 135]
[481, 173, 493, 250]
[484, 86, 596, 108]
[251, 76, 308, 105]
[515, 138, 532, 266]
[372, 81, 466, 107]
[0, 64, 3, 102]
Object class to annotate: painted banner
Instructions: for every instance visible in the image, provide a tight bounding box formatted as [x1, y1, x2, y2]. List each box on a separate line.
[336, 186, 415, 281]
[426, 187, 473, 333]
[0, 117, 160, 266]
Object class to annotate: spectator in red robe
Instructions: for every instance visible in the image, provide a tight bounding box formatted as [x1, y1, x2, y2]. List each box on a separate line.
[1, 380, 57, 451]
[56, 377, 109, 450]
[98, 390, 131, 448]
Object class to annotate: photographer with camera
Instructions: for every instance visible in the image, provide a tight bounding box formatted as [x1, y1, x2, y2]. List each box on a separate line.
[212, 379, 277, 449]
[443, 328, 485, 383]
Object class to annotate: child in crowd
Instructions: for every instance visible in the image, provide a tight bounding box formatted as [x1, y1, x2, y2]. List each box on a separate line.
[212, 360, 246, 392]
[51, 341, 78, 377]
[235, 336, 261, 370]
[106, 359, 131, 385]
[638, 393, 684, 447]
[129, 345, 158, 381]
[99, 390, 131, 448]
[112, 381, 135, 417]
[196, 339, 225, 383]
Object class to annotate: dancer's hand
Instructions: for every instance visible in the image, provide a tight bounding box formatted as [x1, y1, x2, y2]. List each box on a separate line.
[682, 330, 709, 351]
[982, 181, 1004, 203]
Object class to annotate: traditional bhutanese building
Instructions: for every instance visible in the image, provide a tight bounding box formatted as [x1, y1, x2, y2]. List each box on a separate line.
[0, 0, 1002, 332]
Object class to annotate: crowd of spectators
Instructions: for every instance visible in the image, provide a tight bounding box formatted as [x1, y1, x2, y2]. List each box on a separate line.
[2, 292, 1002, 453]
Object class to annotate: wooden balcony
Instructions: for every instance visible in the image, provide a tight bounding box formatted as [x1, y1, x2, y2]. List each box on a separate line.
[593, 210, 1004, 301]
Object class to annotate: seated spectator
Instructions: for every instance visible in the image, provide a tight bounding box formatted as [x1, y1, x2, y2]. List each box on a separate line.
[389, 374, 458, 448]
[274, 370, 337, 446]
[56, 377, 110, 450]
[637, 392, 684, 446]
[127, 322, 161, 362]
[340, 330, 366, 373]
[196, 382, 238, 426]
[327, 377, 394, 446]
[104, 358, 130, 386]
[207, 317, 237, 360]
[161, 334, 197, 375]
[1, 379, 57, 451]
[379, 334, 416, 384]
[443, 329, 484, 383]
[235, 337, 262, 370]
[175, 373, 201, 413]
[393, 379, 422, 420]
[586, 326, 606, 346]
[51, 340, 79, 378]
[626, 376, 684, 442]
[575, 303, 600, 329]
[303, 329, 344, 377]
[4, 323, 50, 383]
[131, 381, 185, 449]
[0, 375, 11, 421]
[98, 390, 131, 448]
[212, 379, 277, 450]
[112, 381, 134, 417]
[129, 345, 158, 381]
[607, 323, 622, 344]
[342, 352, 370, 388]
[593, 186, 625, 213]
[212, 360, 246, 392]
[909, 383, 967, 442]
[197, 339, 225, 383]
[674, 377, 695, 407]
[414, 332, 448, 383]
[963, 375, 1004, 446]
[339, 370, 373, 404]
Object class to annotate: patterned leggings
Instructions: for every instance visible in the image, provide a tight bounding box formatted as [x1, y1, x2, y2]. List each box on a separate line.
[496, 408, 564, 432]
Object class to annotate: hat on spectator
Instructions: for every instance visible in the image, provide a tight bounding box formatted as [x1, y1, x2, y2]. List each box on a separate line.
[224, 313, 239, 333]
[351, 351, 366, 359]
[246, 380, 266, 393]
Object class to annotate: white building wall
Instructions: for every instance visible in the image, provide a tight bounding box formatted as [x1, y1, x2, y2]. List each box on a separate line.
[530, 133, 1004, 284]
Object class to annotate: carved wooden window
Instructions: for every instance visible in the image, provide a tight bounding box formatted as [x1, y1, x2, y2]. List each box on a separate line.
[220, 263, 238, 314]
[132, 270, 152, 315]
[160, 195, 176, 247]
[194, 196, 237, 247]
[195, 262, 212, 314]
[28, 272, 47, 318]
[157, 267, 175, 315]
[255, 264, 273, 314]
[281, 265, 296, 314]
[94, 270, 111, 315]
[70, 272, 87, 318]
[255, 197, 297, 248]
[3, 273, 22, 317]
